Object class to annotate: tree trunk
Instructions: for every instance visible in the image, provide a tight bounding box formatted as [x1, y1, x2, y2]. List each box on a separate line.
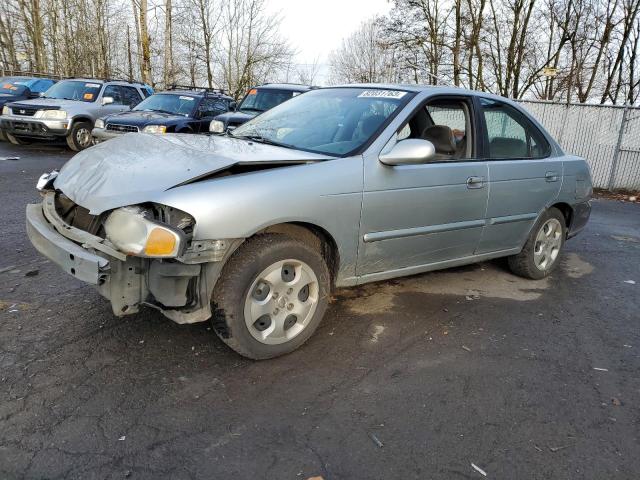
[163, 0, 173, 87]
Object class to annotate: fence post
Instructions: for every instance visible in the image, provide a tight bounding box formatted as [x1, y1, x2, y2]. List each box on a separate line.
[608, 105, 629, 191]
[557, 103, 570, 146]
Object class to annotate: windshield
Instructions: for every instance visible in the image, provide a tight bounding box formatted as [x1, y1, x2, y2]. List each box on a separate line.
[238, 88, 297, 114]
[44, 80, 102, 102]
[0, 79, 29, 96]
[133, 93, 197, 116]
[232, 88, 412, 156]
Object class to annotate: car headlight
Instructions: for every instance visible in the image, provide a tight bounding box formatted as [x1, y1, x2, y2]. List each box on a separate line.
[209, 120, 225, 133]
[36, 109, 68, 120]
[2, 106, 9, 116]
[104, 207, 184, 258]
[143, 125, 167, 134]
[95, 118, 105, 129]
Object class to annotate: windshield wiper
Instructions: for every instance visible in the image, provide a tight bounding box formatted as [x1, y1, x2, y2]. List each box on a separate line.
[240, 107, 263, 113]
[233, 134, 292, 149]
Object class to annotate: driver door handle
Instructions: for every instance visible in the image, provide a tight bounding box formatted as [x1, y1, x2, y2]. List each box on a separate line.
[466, 176, 485, 189]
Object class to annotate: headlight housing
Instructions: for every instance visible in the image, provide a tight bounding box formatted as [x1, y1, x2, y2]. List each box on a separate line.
[209, 120, 225, 133]
[143, 125, 167, 134]
[104, 207, 184, 258]
[1, 106, 9, 116]
[36, 109, 68, 120]
[95, 118, 105, 129]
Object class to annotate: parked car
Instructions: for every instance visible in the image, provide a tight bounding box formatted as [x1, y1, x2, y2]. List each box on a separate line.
[0, 78, 152, 150]
[211, 83, 314, 132]
[92, 87, 234, 142]
[26, 84, 592, 359]
[0, 76, 57, 141]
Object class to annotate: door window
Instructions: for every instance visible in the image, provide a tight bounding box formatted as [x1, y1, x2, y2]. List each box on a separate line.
[198, 98, 229, 118]
[480, 98, 550, 159]
[398, 98, 474, 160]
[103, 85, 123, 105]
[122, 86, 142, 107]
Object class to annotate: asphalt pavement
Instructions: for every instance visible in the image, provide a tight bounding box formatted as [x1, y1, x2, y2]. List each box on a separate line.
[0, 140, 639, 479]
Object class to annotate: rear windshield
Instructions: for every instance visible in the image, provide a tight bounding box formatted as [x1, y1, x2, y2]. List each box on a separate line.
[44, 80, 103, 102]
[238, 89, 297, 114]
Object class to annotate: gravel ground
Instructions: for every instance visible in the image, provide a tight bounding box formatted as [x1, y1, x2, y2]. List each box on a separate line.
[1, 141, 639, 480]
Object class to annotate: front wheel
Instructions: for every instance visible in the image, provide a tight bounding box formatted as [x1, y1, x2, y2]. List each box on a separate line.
[212, 234, 331, 359]
[66, 121, 93, 151]
[508, 207, 566, 280]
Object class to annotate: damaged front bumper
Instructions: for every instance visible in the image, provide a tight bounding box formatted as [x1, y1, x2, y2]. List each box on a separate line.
[25, 197, 242, 324]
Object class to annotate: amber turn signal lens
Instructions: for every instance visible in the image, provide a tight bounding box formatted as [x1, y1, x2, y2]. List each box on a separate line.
[144, 227, 177, 256]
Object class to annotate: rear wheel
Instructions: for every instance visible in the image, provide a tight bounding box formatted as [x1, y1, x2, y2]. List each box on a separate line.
[508, 207, 566, 280]
[6, 133, 32, 145]
[66, 121, 93, 151]
[212, 234, 331, 359]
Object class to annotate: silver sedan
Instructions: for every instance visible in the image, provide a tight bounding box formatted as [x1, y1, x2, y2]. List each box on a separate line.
[26, 84, 592, 359]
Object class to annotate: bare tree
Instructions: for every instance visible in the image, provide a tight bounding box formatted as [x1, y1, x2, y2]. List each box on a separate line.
[329, 18, 398, 84]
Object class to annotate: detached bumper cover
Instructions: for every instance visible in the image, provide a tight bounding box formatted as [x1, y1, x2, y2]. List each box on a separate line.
[26, 203, 109, 284]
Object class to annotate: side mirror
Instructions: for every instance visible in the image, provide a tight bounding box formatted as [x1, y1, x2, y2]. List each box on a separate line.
[229, 101, 237, 111]
[102, 96, 114, 106]
[379, 139, 436, 166]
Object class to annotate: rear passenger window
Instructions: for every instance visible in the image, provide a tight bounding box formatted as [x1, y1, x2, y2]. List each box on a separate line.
[481, 98, 550, 159]
[103, 85, 123, 105]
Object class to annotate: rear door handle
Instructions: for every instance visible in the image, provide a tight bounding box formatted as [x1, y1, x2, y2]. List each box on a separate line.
[466, 176, 484, 189]
[545, 171, 559, 182]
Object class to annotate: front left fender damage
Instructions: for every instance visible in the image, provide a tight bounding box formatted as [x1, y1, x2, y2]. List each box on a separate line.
[99, 238, 244, 324]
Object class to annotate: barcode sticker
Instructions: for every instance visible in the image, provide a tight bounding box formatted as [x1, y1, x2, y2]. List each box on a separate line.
[358, 90, 407, 99]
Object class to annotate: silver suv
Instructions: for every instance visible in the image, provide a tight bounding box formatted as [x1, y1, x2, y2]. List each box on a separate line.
[0, 78, 152, 150]
[26, 84, 592, 359]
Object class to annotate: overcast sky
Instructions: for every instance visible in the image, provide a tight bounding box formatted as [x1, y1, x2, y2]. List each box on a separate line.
[266, 0, 392, 79]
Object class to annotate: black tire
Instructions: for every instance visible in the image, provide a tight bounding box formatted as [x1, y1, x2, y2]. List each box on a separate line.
[212, 233, 331, 360]
[0, 130, 7, 142]
[66, 121, 93, 151]
[508, 207, 566, 280]
[5, 133, 32, 145]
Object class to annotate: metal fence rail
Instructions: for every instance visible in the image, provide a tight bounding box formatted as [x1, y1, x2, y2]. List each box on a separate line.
[519, 100, 640, 191]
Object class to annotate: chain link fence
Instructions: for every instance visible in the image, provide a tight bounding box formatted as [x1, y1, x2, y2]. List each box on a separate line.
[519, 100, 640, 191]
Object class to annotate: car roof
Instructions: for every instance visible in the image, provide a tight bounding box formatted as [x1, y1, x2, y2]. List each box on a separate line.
[329, 83, 524, 102]
[62, 78, 149, 87]
[155, 90, 233, 99]
[257, 83, 314, 92]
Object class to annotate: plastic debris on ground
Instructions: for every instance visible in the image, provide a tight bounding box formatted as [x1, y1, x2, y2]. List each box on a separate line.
[471, 463, 487, 476]
[369, 432, 383, 448]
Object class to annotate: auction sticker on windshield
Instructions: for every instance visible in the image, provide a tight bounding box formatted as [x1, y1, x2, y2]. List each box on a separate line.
[179, 96, 195, 101]
[358, 90, 407, 99]
[85, 83, 101, 88]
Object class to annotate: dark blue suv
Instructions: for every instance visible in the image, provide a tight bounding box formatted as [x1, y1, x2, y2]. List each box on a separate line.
[92, 86, 235, 142]
[0, 76, 57, 141]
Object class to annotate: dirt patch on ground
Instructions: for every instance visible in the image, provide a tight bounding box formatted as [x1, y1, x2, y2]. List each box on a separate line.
[341, 254, 594, 315]
[563, 252, 595, 278]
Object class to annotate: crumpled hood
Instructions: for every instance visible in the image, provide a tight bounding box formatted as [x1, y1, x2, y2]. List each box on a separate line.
[54, 133, 332, 214]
